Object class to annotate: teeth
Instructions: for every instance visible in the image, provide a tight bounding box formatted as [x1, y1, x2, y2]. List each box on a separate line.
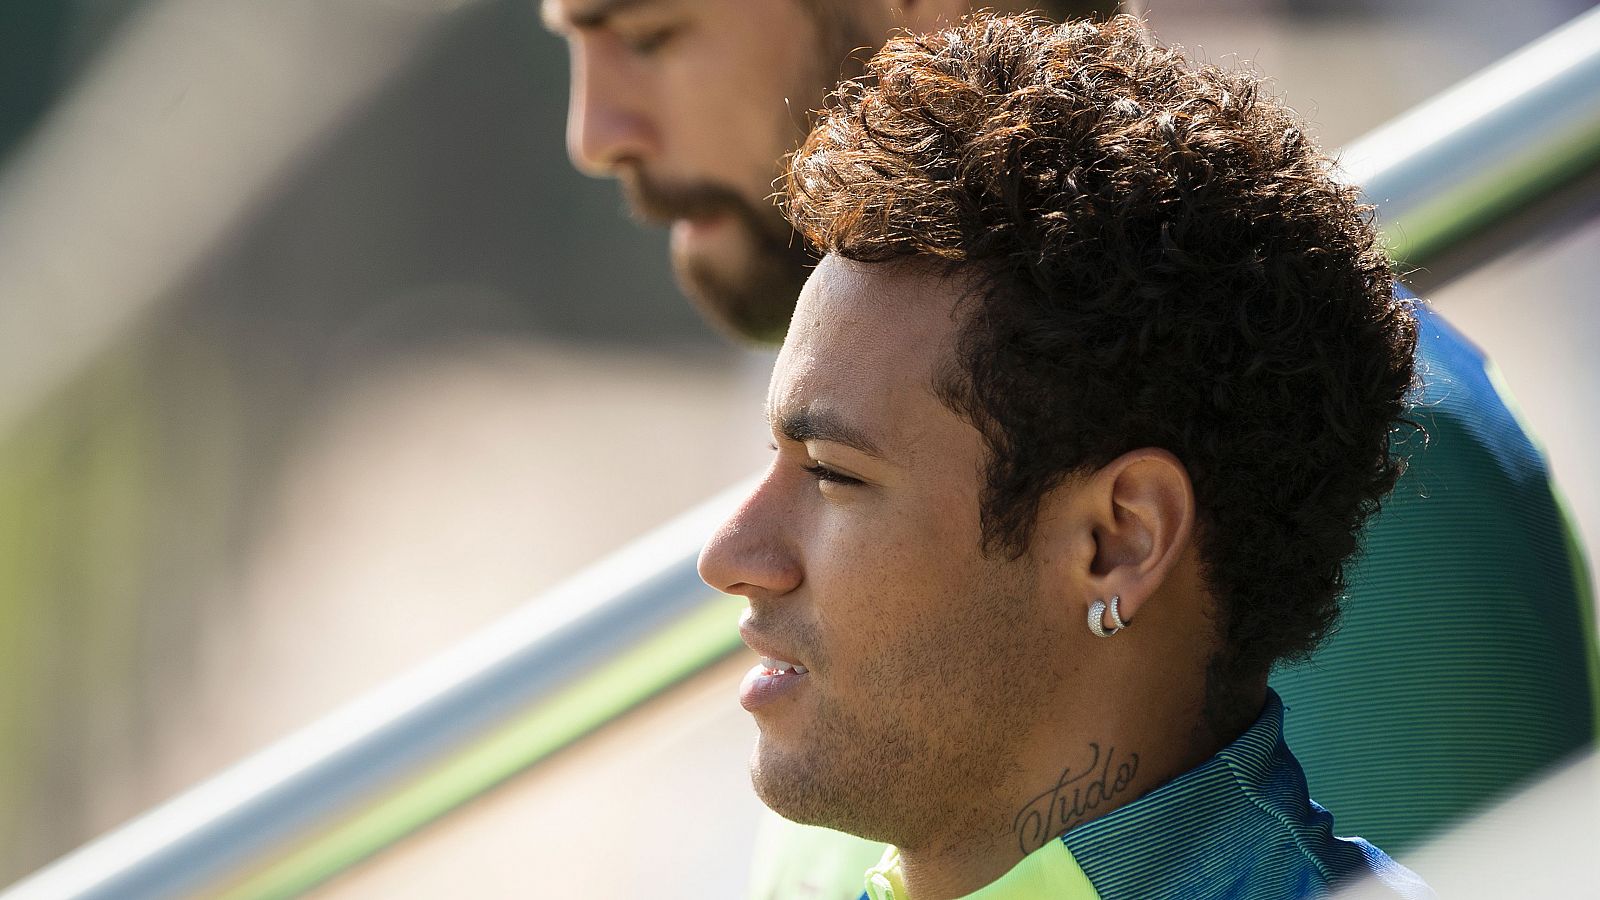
[760, 656, 808, 675]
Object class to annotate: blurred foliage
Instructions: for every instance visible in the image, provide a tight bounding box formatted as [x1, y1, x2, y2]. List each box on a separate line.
[0, 330, 245, 880]
[0, 350, 154, 875]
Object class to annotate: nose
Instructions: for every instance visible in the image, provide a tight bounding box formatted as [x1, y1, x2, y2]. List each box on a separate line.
[698, 472, 802, 601]
[565, 36, 657, 176]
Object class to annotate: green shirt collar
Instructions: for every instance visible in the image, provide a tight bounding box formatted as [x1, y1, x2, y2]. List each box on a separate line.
[862, 833, 1099, 900]
[860, 691, 1424, 899]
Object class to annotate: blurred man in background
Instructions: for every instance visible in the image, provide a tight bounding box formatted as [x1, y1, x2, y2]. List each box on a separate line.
[543, 0, 1107, 341]
[543, 0, 1596, 897]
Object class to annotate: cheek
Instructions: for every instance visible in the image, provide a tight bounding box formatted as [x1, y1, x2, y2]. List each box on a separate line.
[805, 505, 983, 659]
[679, 14, 818, 167]
[653, 65, 791, 203]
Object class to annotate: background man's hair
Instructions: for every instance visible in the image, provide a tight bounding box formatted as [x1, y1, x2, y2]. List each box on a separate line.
[786, 12, 1417, 727]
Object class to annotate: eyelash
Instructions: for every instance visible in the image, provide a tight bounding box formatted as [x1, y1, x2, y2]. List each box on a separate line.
[768, 443, 862, 487]
[802, 462, 861, 486]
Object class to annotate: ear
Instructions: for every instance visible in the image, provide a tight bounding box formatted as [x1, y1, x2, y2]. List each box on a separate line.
[1039, 448, 1196, 629]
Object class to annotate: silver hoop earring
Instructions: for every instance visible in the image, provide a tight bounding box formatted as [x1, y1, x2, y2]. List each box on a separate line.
[1088, 595, 1127, 638]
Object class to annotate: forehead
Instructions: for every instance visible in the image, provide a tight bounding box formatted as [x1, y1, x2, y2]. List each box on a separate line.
[771, 256, 969, 443]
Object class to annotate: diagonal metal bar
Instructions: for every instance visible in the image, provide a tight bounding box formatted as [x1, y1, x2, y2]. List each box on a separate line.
[1341, 5, 1600, 266]
[1, 482, 751, 900]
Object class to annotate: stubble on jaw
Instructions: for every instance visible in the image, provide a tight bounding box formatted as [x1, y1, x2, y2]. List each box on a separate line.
[608, 161, 810, 341]
[748, 557, 1066, 854]
[674, 232, 815, 343]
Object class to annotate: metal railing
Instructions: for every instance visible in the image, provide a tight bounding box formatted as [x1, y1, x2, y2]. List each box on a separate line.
[1, 482, 753, 900]
[1342, 5, 1600, 266]
[7, 6, 1600, 899]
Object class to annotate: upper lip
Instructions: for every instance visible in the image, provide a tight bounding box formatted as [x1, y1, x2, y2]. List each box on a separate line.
[738, 614, 807, 668]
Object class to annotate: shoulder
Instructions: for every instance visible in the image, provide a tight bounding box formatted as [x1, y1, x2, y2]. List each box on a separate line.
[1402, 293, 1539, 469]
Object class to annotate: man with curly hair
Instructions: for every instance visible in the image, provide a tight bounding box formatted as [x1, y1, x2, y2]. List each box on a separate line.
[697, 12, 1437, 897]
[544, 0, 1596, 897]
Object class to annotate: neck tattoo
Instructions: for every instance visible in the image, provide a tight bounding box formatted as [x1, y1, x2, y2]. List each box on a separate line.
[1011, 743, 1140, 855]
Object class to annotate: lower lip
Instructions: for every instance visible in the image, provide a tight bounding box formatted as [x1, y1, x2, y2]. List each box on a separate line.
[739, 664, 809, 712]
[675, 213, 729, 240]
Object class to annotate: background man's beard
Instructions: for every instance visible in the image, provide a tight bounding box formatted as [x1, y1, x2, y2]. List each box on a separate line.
[603, 5, 874, 343]
[618, 167, 815, 343]
[675, 240, 814, 344]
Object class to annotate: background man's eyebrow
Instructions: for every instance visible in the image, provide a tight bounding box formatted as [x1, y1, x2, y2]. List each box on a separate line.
[771, 408, 886, 459]
[544, 0, 659, 31]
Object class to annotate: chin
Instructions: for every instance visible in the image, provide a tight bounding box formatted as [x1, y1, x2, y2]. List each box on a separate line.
[749, 735, 829, 823]
[748, 734, 899, 843]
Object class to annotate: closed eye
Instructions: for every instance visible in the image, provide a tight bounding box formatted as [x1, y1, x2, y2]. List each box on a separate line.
[623, 23, 681, 55]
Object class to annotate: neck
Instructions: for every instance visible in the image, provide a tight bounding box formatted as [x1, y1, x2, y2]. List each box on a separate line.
[895, 684, 1268, 899]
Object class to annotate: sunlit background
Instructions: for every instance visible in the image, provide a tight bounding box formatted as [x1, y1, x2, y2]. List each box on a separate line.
[1, 0, 1597, 895]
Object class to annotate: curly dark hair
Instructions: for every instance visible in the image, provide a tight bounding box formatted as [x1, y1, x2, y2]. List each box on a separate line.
[785, 12, 1417, 725]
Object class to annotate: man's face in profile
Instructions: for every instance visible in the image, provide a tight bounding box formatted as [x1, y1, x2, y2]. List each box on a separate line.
[698, 256, 1070, 844]
[543, 0, 871, 341]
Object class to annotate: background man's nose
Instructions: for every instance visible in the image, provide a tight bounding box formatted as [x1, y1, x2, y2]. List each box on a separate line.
[565, 42, 656, 176]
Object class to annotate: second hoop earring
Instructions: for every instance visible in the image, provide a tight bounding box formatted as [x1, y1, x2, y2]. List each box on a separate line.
[1088, 594, 1128, 637]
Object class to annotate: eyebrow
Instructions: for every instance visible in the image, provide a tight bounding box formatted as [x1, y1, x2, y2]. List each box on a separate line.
[543, 0, 660, 32]
[770, 406, 886, 460]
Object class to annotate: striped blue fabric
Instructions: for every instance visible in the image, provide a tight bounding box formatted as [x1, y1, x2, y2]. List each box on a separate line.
[1269, 294, 1598, 854]
[1061, 691, 1432, 900]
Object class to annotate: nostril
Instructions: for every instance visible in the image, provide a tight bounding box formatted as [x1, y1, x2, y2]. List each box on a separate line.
[700, 539, 799, 601]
